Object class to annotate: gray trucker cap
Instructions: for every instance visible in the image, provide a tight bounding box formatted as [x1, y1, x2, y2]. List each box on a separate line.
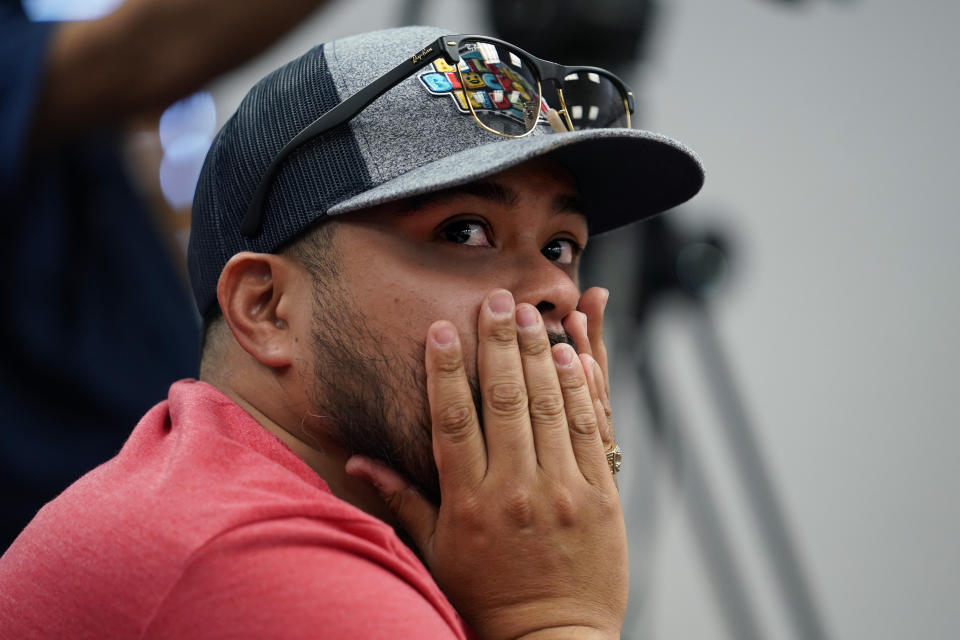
[189, 25, 704, 315]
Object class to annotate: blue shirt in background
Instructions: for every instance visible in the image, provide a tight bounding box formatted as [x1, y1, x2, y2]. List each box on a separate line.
[0, 0, 200, 548]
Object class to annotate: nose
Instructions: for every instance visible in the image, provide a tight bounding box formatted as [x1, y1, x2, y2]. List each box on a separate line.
[507, 255, 580, 332]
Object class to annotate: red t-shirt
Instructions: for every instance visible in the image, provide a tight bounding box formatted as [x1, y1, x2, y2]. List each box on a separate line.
[0, 380, 472, 639]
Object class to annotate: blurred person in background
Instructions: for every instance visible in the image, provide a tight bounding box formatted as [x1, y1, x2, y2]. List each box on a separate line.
[0, 0, 334, 549]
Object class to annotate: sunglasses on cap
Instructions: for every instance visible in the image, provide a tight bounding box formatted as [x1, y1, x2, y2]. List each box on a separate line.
[241, 34, 635, 238]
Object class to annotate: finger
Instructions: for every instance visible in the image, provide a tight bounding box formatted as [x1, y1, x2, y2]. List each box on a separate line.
[477, 290, 536, 475]
[583, 354, 614, 450]
[563, 310, 591, 358]
[426, 320, 487, 492]
[553, 343, 609, 486]
[577, 287, 611, 397]
[516, 303, 577, 472]
[582, 355, 618, 489]
[564, 300, 610, 424]
[345, 455, 438, 553]
[566, 307, 614, 431]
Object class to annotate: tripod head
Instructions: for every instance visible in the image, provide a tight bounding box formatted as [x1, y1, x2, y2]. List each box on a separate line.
[634, 214, 732, 323]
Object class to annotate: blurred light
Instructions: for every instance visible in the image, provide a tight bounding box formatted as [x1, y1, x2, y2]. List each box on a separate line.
[23, 0, 124, 21]
[158, 92, 217, 210]
[159, 140, 208, 209]
[158, 93, 217, 152]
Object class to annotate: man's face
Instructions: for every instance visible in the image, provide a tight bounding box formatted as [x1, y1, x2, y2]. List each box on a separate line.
[301, 160, 588, 504]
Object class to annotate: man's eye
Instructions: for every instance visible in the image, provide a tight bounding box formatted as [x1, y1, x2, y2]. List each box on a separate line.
[542, 238, 579, 265]
[439, 220, 492, 247]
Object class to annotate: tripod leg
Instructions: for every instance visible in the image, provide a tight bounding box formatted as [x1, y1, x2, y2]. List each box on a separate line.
[637, 334, 765, 640]
[691, 306, 831, 640]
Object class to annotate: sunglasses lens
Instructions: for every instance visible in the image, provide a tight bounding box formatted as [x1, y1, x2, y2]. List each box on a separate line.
[457, 40, 542, 136]
[560, 71, 631, 129]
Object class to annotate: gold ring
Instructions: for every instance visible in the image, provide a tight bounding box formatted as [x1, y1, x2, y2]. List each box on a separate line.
[605, 443, 622, 475]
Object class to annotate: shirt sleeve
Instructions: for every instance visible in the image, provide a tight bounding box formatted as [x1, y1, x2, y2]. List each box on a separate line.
[142, 517, 471, 640]
[0, 4, 55, 193]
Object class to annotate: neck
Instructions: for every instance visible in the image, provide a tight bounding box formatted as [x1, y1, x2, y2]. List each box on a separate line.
[203, 371, 397, 525]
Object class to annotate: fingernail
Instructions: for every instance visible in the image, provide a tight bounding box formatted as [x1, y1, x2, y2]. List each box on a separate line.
[344, 455, 369, 478]
[601, 288, 610, 310]
[431, 322, 457, 346]
[488, 290, 514, 315]
[516, 304, 539, 329]
[553, 344, 574, 366]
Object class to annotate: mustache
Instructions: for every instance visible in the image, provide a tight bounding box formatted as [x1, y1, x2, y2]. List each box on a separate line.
[548, 330, 577, 351]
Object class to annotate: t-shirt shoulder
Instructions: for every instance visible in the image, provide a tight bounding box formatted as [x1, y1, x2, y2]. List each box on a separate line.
[142, 516, 471, 640]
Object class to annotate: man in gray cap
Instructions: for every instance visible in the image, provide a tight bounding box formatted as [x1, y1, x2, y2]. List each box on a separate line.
[0, 26, 702, 639]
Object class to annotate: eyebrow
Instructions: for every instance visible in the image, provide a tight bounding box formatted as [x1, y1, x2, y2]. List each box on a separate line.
[394, 179, 587, 221]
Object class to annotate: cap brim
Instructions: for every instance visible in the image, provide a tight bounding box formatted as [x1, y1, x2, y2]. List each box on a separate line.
[327, 127, 704, 235]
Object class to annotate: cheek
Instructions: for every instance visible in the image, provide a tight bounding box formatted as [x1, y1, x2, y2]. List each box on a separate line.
[337, 246, 487, 376]
[351, 277, 482, 361]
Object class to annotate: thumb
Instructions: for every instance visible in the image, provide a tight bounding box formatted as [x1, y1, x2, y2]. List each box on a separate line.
[345, 455, 438, 553]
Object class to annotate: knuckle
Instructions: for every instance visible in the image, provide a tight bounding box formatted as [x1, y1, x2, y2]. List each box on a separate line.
[528, 392, 565, 422]
[434, 351, 465, 377]
[519, 336, 551, 358]
[501, 488, 535, 526]
[485, 323, 517, 345]
[549, 486, 577, 527]
[599, 420, 616, 445]
[569, 409, 598, 436]
[435, 402, 475, 439]
[449, 492, 483, 525]
[485, 381, 527, 416]
[558, 370, 589, 394]
[594, 398, 609, 423]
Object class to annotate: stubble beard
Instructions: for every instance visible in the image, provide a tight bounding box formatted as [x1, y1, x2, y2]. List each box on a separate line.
[305, 281, 460, 507]
[304, 278, 574, 509]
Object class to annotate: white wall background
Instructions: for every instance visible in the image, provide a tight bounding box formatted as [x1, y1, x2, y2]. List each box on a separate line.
[206, 1, 960, 638]
[642, 2, 960, 640]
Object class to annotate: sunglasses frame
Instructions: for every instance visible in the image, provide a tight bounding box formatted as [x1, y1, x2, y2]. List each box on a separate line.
[240, 34, 635, 237]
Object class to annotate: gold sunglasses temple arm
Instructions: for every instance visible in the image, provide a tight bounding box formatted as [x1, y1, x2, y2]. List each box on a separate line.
[555, 87, 575, 131]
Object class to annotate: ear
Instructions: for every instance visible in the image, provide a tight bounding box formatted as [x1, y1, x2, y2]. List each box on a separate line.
[216, 252, 306, 368]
